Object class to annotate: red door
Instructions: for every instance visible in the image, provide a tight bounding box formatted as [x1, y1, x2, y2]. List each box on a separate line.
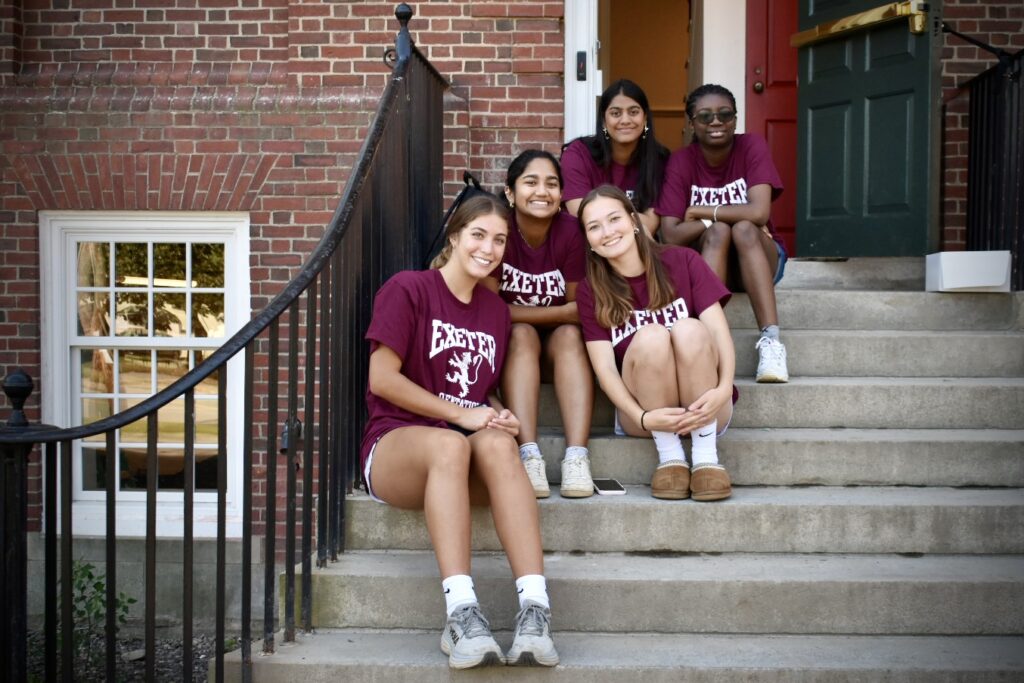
[745, 0, 798, 256]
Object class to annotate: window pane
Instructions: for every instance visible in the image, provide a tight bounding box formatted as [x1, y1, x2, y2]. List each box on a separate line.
[192, 243, 225, 287]
[115, 292, 148, 336]
[196, 450, 220, 491]
[81, 398, 113, 430]
[153, 293, 187, 337]
[194, 350, 219, 395]
[156, 349, 189, 391]
[80, 349, 114, 394]
[77, 292, 110, 336]
[81, 446, 109, 491]
[195, 398, 219, 444]
[120, 447, 147, 491]
[192, 293, 224, 337]
[153, 243, 187, 286]
[118, 349, 152, 394]
[158, 399, 185, 443]
[77, 242, 109, 287]
[114, 243, 147, 287]
[119, 400, 147, 442]
[121, 447, 195, 491]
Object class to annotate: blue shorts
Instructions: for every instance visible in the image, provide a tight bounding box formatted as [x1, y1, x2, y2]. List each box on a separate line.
[773, 240, 788, 285]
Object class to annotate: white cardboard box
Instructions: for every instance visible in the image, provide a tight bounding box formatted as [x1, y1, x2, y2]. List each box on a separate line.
[925, 250, 1012, 293]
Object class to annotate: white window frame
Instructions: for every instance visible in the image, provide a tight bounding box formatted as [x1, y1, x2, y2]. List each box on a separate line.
[39, 211, 250, 538]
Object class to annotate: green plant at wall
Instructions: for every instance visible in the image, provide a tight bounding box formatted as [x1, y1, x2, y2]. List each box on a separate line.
[58, 560, 137, 671]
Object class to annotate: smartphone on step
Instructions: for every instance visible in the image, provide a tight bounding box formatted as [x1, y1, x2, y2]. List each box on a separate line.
[593, 478, 626, 495]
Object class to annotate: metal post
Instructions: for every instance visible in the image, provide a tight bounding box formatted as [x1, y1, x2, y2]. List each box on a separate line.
[2, 369, 36, 683]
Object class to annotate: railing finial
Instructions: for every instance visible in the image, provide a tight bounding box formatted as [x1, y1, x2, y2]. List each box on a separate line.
[395, 3, 413, 60]
[3, 369, 33, 428]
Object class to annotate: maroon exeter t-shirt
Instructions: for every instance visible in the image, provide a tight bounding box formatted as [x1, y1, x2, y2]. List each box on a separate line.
[498, 211, 586, 308]
[656, 133, 784, 244]
[576, 246, 730, 367]
[360, 269, 511, 470]
[561, 138, 640, 204]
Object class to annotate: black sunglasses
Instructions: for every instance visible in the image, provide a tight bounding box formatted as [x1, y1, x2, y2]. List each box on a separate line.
[692, 109, 736, 125]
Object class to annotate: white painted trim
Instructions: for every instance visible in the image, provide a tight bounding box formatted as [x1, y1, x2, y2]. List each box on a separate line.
[563, 0, 603, 143]
[38, 210, 251, 538]
[698, 0, 747, 133]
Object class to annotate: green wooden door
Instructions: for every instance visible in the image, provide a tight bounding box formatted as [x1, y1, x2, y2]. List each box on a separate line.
[796, 0, 943, 256]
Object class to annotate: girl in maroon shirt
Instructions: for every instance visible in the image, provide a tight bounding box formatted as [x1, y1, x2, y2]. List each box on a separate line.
[361, 194, 558, 669]
[577, 185, 736, 502]
[485, 150, 594, 500]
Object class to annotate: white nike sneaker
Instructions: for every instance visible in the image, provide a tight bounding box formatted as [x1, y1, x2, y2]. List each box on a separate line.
[559, 456, 594, 498]
[523, 455, 550, 498]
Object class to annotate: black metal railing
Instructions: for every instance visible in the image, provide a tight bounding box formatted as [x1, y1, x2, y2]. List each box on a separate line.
[947, 26, 1023, 290]
[0, 3, 447, 681]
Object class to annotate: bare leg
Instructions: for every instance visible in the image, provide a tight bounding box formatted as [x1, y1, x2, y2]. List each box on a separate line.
[501, 323, 542, 445]
[671, 318, 733, 426]
[732, 221, 780, 330]
[619, 325, 679, 436]
[545, 324, 593, 448]
[467, 429, 544, 577]
[369, 426, 473, 578]
[699, 222, 733, 282]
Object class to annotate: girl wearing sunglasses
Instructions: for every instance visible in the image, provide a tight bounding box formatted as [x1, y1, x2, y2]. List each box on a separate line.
[656, 83, 790, 384]
[561, 79, 670, 236]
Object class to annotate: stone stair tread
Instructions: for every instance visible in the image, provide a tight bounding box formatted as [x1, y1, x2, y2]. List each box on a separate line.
[225, 630, 1024, 681]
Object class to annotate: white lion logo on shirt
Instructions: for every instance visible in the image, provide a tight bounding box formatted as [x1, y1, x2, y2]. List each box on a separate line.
[446, 352, 483, 398]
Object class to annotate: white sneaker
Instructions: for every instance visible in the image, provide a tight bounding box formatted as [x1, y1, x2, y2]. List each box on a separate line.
[559, 456, 594, 498]
[505, 600, 559, 667]
[755, 336, 789, 383]
[523, 455, 550, 498]
[440, 603, 503, 669]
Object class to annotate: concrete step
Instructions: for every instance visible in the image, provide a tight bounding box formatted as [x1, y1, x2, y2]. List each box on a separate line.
[290, 551, 1024, 635]
[536, 428, 1024, 487]
[344, 487, 1024, 554]
[730, 329, 1024, 377]
[538, 377, 1024, 430]
[224, 631, 1024, 682]
[778, 256, 925, 290]
[724, 290, 1023, 331]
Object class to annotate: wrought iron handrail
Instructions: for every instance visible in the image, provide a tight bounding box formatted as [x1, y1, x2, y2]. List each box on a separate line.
[0, 14, 444, 447]
[0, 3, 448, 681]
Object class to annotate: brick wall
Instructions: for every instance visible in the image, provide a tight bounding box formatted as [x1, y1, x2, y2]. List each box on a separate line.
[939, 1, 1024, 249]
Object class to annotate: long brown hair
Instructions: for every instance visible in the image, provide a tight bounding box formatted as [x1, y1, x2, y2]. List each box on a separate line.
[430, 194, 510, 270]
[578, 185, 675, 329]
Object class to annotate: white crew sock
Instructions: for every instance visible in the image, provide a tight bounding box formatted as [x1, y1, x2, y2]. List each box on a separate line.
[515, 574, 550, 609]
[651, 430, 687, 464]
[442, 574, 477, 615]
[564, 445, 589, 462]
[518, 442, 542, 462]
[690, 419, 719, 466]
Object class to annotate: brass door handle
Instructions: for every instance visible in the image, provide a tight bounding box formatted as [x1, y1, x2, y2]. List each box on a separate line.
[790, 0, 928, 49]
[752, 81, 764, 94]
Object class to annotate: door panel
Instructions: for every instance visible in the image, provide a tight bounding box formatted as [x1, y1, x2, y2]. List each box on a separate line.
[797, 0, 942, 256]
[746, 0, 798, 255]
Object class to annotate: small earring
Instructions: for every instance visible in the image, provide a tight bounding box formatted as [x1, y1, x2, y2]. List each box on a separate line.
[634, 227, 640, 234]
[642, 123, 649, 140]
[602, 127, 610, 140]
